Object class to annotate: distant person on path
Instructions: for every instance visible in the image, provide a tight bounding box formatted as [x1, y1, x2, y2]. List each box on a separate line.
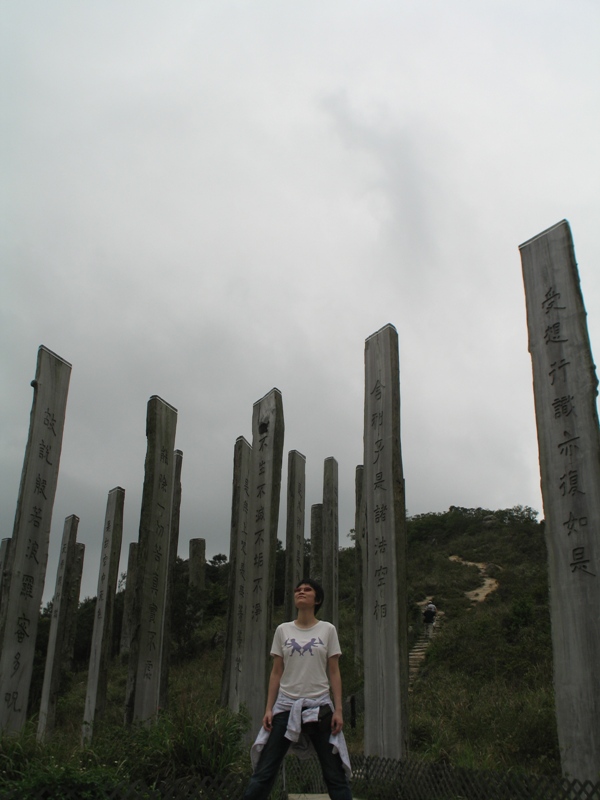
[242, 579, 352, 800]
[423, 601, 437, 639]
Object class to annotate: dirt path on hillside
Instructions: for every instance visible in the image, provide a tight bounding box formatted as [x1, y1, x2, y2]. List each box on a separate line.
[449, 555, 500, 603]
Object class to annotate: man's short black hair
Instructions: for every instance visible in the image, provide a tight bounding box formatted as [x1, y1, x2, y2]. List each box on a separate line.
[295, 578, 324, 615]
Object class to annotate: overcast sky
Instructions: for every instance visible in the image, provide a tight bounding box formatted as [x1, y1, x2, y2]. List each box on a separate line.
[2, 1, 599, 604]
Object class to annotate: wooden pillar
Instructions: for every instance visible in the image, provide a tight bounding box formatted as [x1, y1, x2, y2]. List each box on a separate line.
[284, 450, 306, 622]
[362, 324, 408, 760]
[82, 488, 125, 744]
[37, 514, 79, 741]
[238, 389, 284, 737]
[221, 437, 252, 711]
[0, 346, 71, 735]
[321, 457, 339, 626]
[125, 396, 177, 726]
[520, 220, 600, 781]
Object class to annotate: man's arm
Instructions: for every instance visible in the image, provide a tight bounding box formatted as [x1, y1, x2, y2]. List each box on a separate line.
[262, 655, 284, 731]
[328, 655, 344, 735]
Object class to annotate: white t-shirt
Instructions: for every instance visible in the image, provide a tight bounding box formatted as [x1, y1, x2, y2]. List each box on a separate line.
[270, 619, 342, 700]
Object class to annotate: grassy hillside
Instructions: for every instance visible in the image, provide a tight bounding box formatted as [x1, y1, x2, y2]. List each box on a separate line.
[1, 505, 560, 793]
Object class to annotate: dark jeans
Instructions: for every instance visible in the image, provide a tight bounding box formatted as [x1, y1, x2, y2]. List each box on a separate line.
[242, 709, 352, 800]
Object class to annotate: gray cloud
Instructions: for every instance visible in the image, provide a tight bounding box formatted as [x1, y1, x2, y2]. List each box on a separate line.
[1, 1, 599, 603]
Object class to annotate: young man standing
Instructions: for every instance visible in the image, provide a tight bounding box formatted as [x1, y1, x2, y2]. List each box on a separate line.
[242, 579, 352, 800]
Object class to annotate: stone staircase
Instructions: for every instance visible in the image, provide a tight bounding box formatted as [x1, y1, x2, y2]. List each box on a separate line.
[409, 615, 443, 688]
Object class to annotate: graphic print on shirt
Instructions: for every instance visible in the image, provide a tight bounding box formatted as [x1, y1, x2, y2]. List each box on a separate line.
[284, 636, 325, 656]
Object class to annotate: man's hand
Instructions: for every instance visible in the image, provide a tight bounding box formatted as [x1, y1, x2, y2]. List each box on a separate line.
[262, 710, 274, 731]
[331, 709, 343, 735]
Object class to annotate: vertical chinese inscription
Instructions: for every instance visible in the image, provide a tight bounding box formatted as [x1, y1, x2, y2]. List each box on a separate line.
[520, 221, 600, 781]
[284, 451, 306, 622]
[321, 457, 339, 626]
[239, 389, 284, 738]
[125, 396, 177, 726]
[221, 436, 252, 712]
[0, 346, 71, 735]
[363, 324, 408, 760]
[82, 487, 125, 744]
[37, 514, 80, 741]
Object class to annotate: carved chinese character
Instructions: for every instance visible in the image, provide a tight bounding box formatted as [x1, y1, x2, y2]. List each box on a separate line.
[563, 513, 588, 535]
[375, 565, 388, 588]
[559, 469, 585, 497]
[11, 653, 21, 678]
[374, 504, 387, 523]
[15, 615, 30, 644]
[34, 474, 47, 499]
[570, 547, 596, 577]
[25, 539, 39, 564]
[29, 506, 42, 528]
[373, 439, 384, 464]
[544, 322, 568, 345]
[38, 440, 53, 465]
[549, 359, 570, 385]
[552, 396, 576, 419]
[371, 379, 385, 400]
[4, 691, 21, 712]
[20, 575, 34, 598]
[558, 431, 580, 458]
[160, 447, 169, 464]
[541, 286, 566, 314]
[43, 408, 57, 436]
[373, 600, 387, 620]
[373, 472, 386, 491]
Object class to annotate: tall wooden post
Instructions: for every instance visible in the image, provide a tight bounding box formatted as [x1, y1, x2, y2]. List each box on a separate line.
[310, 505, 323, 584]
[284, 450, 306, 622]
[125, 396, 177, 725]
[362, 324, 408, 759]
[239, 389, 284, 737]
[520, 220, 600, 781]
[37, 514, 79, 741]
[221, 437, 252, 711]
[321, 457, 339, 626]
[0, 346, 71, 735]
[82, 488, 125, 744]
